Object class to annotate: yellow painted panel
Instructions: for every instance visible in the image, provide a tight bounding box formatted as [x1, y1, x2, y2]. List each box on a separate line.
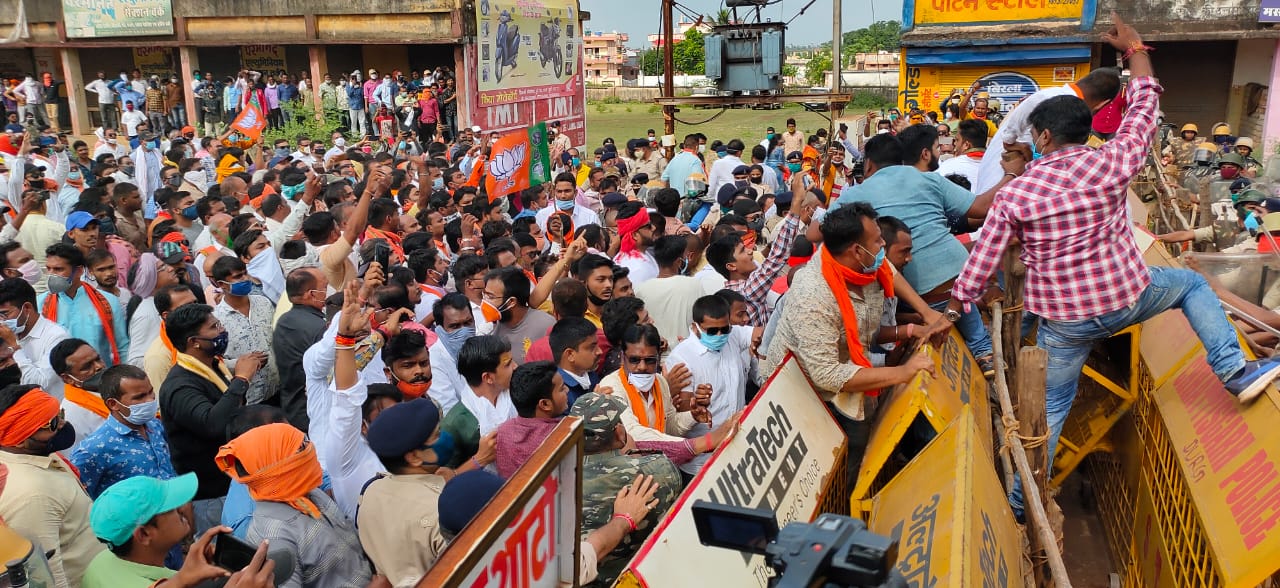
[1130, 477, 1179, 588]
[916, 0, 1085, 25]
[316, 14, 456, 42]
[185, 17, 306, 42]
[900, 61, 1090, 114]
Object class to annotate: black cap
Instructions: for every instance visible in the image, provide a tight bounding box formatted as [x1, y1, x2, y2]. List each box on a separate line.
[717, 183, 738, 206]
[366, 398, 441, 458]
[439, 470, 505, 536]
[601, 192, 628, 208]
[631, 173, 649, 185]
[774, 190, 794, 206]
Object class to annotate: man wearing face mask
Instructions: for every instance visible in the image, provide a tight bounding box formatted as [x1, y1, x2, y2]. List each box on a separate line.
[69, 364, 175, 498]
[1, 240, 44, 288]
[536, 173, 601, 236]
[487, 266, 555, 364]
[39, 243, 129, 369]
[0, 385, 104, 587]
[440, 335, 514, 472]
[131, 131, 164, 218]
[359, 397, 453, 583]
[0, 277, 69, 395]
[50, 338, 108, 452]
[233, 229, 285, 303]
[612, 202, 659, 286]
[159, 302, 267, 533]
[209, 256, 277, 404]
[426, 292, 476, 415]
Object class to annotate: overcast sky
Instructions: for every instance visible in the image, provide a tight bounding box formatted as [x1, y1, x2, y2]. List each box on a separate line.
[580, 0, 905, 48]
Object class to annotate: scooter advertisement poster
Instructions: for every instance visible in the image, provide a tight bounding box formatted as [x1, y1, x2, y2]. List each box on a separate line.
[475, 0, 581, 106]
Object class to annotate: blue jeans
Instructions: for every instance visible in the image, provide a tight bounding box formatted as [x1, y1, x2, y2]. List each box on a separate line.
[1009, 267, 1245, 515]
[929, 298, 993, 359]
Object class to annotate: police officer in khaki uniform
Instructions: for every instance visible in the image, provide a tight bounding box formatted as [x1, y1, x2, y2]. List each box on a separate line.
[1233, 137, 1265, 178]
[1165, 123, 1202, 169]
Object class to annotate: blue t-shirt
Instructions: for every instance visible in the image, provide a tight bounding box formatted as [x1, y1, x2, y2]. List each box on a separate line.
[833, 165, 976, 294]
[661, 150, 704, 194]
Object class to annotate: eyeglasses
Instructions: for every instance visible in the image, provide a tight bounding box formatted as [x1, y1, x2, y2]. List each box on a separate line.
[39, 409, 65, 432]
[700, 325, 731, 336]
[626, 355, 659, 367]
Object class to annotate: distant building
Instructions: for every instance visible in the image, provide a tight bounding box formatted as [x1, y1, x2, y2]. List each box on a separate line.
[584, 30, 639, 85]
[646, 21, 714, 47]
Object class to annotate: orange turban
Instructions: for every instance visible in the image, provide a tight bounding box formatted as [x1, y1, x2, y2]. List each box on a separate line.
[216, 423, 324, 518]
[0, 389, 59, 446]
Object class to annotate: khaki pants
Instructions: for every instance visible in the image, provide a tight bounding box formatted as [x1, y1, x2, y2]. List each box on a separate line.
[44, 103, 58, 132]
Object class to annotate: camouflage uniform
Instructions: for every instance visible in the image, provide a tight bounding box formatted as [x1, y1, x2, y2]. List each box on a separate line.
[572, 392, 682, 586]
[1166, 135, 1202, 168]
[1242, 155, 1264, 177]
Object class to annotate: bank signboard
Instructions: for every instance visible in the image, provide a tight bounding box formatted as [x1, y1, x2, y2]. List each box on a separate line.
[63, 0, 174, 39]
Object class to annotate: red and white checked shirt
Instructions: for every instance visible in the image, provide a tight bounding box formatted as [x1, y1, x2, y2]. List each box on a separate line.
[952, 76, 1162, 322]
[726, 215, 802, 326]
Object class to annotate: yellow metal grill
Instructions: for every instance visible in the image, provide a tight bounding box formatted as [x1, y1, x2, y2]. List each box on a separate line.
[1051, 327, 1140, 487]
[816, 444, 850, 517]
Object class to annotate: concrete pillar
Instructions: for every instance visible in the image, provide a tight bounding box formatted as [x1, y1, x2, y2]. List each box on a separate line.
[58, 48, 90, 136]
[179, 47, 200, 130]
[1264, 39, 1280, 161]
[309, 45, 327, 121]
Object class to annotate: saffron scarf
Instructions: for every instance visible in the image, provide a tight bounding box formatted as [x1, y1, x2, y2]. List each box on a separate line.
[819, 245, 894, 369]
[0, 389, 59, 446]
[63, 384, 109, 419]
[363, 226, 405, 260]
[620, 369, 665, 431]
[215, 152, 244, 184]
[41, 285, 121, 365]
[174, 352, 233, 394]
[216, 423, 324, 518]
[616, 209, 650, 259]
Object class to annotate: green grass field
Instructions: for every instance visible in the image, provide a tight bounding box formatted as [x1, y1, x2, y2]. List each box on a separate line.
[584, 102, 845, 149]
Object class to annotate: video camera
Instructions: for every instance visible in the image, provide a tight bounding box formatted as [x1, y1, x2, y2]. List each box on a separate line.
[692, 501, 908, 588]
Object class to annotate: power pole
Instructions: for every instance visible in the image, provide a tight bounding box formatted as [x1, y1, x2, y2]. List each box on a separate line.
[662, 0, 676, 160]
[831, 0, 842, 137]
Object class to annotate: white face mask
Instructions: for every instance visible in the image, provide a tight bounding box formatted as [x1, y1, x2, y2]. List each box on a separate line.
[334, 137, 346, 148]
[628, 372, 656, 391]
[183, 170, 206, 187]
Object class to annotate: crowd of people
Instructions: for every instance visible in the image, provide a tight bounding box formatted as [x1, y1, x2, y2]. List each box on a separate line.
[0, 14, 1276, 588]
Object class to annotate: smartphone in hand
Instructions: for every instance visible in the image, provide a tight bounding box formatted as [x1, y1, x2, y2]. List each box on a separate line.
[213, 533, 258, 571]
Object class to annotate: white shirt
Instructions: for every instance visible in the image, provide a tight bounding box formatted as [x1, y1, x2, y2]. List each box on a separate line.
[936, 153, 983, 192]
[695, 264, 726, 295]
[634, 275, 705, 345]
[973, 84, 1077, 193]
[457, 386, 517, 437]
[320, 377, 387, 520]
[15, 317, 69, 397]
[471, 301, 494, 336]
[126, 298, 161, 368]
[426, 339, 469, 415]
[85, 79, 115, 104]
[706, 154, 745, 203]
[121, 110, 147, 136]
[535, 204, 602, 233]
[664, 325, 755, 474]
[93, 141, 129, 160]
[613, 250, 659, 286]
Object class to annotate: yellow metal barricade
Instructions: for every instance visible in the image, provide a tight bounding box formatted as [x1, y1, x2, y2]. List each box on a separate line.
[850, 331, 992, 519]
[866, 406, 1025, 587]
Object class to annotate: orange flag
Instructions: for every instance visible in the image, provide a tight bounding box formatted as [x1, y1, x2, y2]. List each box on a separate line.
[230, 102, 268, 141]
[484, 122, 551, 202]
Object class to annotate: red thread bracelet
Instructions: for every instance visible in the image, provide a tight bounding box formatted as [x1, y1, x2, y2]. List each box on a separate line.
[1122, 44, 1153, 61]
[613, 513, 637, 532]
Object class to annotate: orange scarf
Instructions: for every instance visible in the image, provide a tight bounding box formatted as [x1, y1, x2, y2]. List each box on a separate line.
[159, 324, 177, 365]
[620, 369, 665, 431]
[42, 284, 121, 365]
[364, 226, 405, 260]
[216, 423, 324, 518]
[0, 389, 59, 446]
[63, 384, 109, 419]
[819, 245, 894, 370]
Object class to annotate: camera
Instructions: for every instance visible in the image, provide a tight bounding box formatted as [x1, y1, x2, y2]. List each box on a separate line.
[692, 501, 908, 588]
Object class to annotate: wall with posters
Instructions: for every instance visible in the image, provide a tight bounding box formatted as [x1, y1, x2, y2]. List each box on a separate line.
[133, 47, 176, 79]
[464, 0, 585, 148]
[898, 60, 1091, 114]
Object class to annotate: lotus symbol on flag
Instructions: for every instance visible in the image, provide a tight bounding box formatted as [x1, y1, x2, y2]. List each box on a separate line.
[489, 143, 527, 192]
[240, 109, 260, 128]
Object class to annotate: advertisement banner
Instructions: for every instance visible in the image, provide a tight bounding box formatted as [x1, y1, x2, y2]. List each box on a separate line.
[240, 45, 287, 75]
[485, 122, 552, 202]
[465, 43, 587, 148]
[1261, 0, 1280, 22]
[916, 0, 1085, 25]
[621, 357, 845, 588]
[899, 61, 1091, 115]
[63, 0, 174, 38]
[132, 47, 175, 80]
[475, 0, 581, 107]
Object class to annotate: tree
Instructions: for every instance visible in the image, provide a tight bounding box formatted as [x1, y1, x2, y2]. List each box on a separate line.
[712, 9, 731, 25]
[640, 48, 663, 76]
[805, 51, 832, 87]
[782, 63, 799, 80]
[842, 20, 901, 62]
[673, 28, 705, 75]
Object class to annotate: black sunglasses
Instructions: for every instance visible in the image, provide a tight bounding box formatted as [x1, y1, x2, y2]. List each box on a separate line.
[700, 325, 731, 336]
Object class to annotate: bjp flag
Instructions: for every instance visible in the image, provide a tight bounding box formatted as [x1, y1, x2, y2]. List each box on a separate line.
[230, 101, 268, 142]
[484, 122, 551, 202]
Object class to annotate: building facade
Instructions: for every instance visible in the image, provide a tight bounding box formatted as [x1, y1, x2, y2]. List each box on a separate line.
[583, 31, 637, 86]
[0, 0, 587, 146]
[898, 0, 1280, 156]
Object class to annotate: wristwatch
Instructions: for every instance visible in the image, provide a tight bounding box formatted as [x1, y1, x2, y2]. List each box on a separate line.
[943, 309, 962, 323]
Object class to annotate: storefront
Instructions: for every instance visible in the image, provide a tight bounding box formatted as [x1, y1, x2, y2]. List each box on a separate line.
[898, 0, 1097, 115]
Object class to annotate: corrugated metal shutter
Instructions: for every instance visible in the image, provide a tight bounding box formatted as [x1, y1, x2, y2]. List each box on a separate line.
[705, 34, 722, 80]
[761, 31, 782, 77]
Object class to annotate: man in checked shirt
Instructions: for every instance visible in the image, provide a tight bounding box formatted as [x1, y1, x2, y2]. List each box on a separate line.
[941, 13, 1280, 520]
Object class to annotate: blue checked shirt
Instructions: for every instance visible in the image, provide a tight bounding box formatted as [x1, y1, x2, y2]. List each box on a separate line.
[70, 416, 176, 499]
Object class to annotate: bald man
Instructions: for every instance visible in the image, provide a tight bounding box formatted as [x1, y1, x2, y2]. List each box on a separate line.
[220, 175, 248, 206]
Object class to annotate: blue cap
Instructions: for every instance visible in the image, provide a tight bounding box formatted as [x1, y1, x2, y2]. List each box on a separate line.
[717, 183, 739, 206]
[366, 398, 441, 458]
[65, 211, 99, 232]
[601, 192, 628, 208]
[439, 470, 505, 535]
[91, 473, 198, 548]
[774, 190, 794, 206]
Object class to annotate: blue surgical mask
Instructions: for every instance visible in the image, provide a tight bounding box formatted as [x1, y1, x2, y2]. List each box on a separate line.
[120, 398, 159, 425]
[434, 325, 475, 359]
[858, 244, 885, 274]
[697, 326, 730, 352]
[0, 317, 19, 336]
[425, 430, 455, 466]
[433, 177, 444, 191]
[225, 280, 253, 297]
[1245, 211, 1261, 233]
[181, 204, 199, 220]
[150, 139, 161, 150]
[555, 199, 575, 211]
[571, 157, 581, 167]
